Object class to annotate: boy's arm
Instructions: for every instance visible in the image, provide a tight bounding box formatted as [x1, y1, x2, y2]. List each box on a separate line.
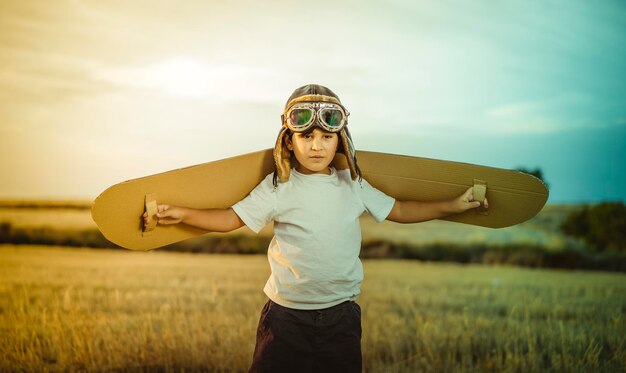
[144, 205, 245, 232]
[386, 187, 488, 224]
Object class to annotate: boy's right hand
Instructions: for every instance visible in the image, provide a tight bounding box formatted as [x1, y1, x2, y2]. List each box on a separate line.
[143, 205, 185, 228]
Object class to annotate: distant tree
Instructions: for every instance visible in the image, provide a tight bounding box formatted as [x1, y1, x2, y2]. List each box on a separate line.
[561, 202, 626, 252]
[515, 167, 549, 189]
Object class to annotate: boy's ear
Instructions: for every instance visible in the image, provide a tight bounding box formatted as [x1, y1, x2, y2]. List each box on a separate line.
[284, 134, 293, 151]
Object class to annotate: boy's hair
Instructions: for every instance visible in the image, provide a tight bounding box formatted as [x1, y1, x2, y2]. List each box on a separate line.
[284, 126, 346, 152]
[273, 84, 361, 186]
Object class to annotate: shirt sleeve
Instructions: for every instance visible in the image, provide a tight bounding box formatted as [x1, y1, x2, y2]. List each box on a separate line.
[358, 178, 396, 222]
[231, 173, 277, 233]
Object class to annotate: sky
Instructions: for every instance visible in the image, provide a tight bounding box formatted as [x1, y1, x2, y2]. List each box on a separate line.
[1, 0, 624, 203]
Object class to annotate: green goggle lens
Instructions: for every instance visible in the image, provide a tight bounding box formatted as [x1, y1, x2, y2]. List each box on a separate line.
[320, 109, 343, 128]
[289, 109, 313, 127]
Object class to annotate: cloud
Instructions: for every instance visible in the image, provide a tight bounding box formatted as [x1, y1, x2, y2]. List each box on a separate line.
[485, 101, 561, 134]
[1, 56, 119, 104]
[482, 93, 611, 134]
[96, 57, 297, 103]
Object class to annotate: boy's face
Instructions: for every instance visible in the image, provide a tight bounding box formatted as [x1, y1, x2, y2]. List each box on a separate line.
[285, 128, 339, 176]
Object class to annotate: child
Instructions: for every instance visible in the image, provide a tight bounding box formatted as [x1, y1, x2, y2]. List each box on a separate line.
[144, 84, 487, 372]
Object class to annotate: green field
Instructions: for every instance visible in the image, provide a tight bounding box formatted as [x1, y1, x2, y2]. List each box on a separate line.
[1, 246, 624, 372]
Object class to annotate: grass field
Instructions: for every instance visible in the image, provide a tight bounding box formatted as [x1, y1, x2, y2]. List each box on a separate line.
[1, 245, 624, 372]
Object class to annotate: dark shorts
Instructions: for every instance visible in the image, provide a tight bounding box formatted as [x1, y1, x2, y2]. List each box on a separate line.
[249, 299, 362, 373]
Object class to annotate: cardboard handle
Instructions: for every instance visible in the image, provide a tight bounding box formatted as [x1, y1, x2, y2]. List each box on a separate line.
[143, 193, 158, 236]
[473, 179, 489, 215]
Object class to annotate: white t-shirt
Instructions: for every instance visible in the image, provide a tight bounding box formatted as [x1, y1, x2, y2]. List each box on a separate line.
[232, 167, 395, 310]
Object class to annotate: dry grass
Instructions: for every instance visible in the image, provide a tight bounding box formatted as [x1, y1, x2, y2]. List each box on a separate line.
[1, 245, 624, 372]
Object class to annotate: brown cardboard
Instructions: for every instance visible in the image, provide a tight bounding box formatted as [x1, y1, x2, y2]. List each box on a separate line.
[92, 149, 548, 250]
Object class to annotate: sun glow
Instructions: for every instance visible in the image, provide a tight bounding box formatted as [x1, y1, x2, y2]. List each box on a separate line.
[100, 57, 286, 103]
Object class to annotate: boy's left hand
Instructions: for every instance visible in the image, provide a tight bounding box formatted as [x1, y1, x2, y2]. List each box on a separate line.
[452, 187, 489, 214]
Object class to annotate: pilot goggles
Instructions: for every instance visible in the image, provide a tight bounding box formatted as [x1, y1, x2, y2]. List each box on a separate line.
[284, 102, 349, 133]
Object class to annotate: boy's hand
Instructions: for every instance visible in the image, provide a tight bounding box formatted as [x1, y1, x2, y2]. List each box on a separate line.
[142, 205, 185, 228]
[452, 187, 489, 214]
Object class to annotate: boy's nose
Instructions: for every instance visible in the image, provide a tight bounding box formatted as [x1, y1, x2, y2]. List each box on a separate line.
[311, 137, 322, 150]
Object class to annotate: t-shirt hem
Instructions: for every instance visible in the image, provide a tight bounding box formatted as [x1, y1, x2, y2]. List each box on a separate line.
[265, 291, 359, 310]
